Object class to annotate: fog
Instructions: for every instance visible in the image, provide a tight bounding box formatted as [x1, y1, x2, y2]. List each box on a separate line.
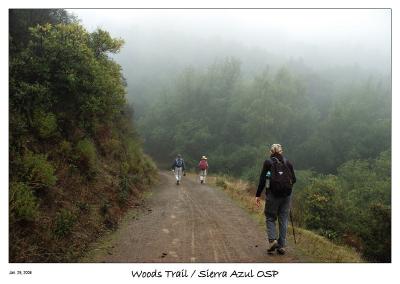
[9, 9, 393, 264]
[69, 9, 391, 110]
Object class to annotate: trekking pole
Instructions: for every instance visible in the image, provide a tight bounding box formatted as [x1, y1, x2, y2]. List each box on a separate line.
[289, 209, 297, 244]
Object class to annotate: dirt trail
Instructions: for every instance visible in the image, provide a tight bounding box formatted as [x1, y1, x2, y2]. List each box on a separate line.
[86, 171, 298, 262]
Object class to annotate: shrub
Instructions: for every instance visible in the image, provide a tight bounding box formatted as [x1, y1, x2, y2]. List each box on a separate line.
[360, 203, 391, 262]
[75, 138, 97, 176]
[54, 209, 76, 238]
[58, 140, 72, 159]
[120, 161, 129, 176]
[22, 152, 57, 189]
[76, 201, 90, 213]
[99, 201, 117, 230]
[123, 139, 158, 183]
[303, 176, 344, 235]
[32, 110, 58, 139]
[291, 170, 317, 227]
[100, 201, 111, 216]
[142, 157, 157, 185]
[103, 138, 122, 158]
[118, 175, 132, 205]
[241, 164, 261, 182]
[10, 182, 39, 222]
[216, 176, 228, 189]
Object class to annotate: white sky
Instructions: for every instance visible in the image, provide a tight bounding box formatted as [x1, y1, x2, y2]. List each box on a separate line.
[68, 9, 391, 74]
[69, 9, 390, 50]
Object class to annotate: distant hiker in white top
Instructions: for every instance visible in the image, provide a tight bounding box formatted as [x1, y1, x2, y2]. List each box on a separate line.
[171, 154, 186, 185]
[198, 156, 209, 184]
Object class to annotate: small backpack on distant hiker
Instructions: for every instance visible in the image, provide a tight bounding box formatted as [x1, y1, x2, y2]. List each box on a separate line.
[199, 160, 207, 170]
[269, 157, 293, 197]
[176, 158, 183, 167]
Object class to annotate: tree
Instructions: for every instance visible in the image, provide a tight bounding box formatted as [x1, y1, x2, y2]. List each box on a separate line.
[9, 13, 156, 262]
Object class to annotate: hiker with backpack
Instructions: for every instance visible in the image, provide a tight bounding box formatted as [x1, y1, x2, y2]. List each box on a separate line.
[255, 144, 296, 255]
[171, 154, 186, 185]
[198, 156, 209, 184]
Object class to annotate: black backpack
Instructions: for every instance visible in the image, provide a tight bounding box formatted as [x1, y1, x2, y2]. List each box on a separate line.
[269, 157, 293, 197]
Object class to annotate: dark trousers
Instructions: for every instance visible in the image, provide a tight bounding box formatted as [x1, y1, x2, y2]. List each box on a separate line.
[264, 192, 291, 247]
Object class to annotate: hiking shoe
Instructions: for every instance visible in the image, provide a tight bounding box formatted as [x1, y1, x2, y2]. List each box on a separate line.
[200, 180, 204, 184]
[176, 180, 179, 185]
[277, 247, 286, 255]
[267, 240, 279, 254]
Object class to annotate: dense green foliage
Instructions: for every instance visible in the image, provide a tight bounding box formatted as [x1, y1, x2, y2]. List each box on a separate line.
[138, 58, 391, 262]
[20, 152, 58, 190]
[53, 209, 77, 238]
[9, 10, 156, 262]
[139, 58, 390, 174]
[292, 151, 391, 262]
[10, 182, 39, 222]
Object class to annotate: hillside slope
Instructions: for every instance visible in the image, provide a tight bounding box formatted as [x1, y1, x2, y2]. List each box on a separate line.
[9, 13, 157, 262]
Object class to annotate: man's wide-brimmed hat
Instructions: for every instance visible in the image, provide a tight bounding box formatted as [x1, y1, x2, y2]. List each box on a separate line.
[201, 156, 207, 160]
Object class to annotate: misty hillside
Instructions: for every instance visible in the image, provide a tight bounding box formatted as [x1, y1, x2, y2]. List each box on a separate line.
[71, 9, 390, 119]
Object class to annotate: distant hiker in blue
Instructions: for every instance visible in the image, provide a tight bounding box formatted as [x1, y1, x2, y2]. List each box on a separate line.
[255, 144, 296, 255]
[171, 154, 186, 185]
